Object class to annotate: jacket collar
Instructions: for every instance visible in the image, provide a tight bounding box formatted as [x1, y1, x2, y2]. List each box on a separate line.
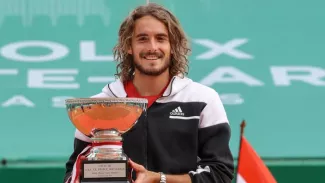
[102, 75, 192, 98]
[162, 76, 192, 97]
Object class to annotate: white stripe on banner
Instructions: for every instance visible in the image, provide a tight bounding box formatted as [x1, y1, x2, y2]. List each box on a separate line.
[0, 69, 18, 75]
[169, 116, 200, 120]
[88, 76, 115, 83]
[237, 174, 247, 183]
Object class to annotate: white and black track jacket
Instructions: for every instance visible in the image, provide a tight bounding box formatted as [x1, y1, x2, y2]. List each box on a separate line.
[64, 76, 234, 183]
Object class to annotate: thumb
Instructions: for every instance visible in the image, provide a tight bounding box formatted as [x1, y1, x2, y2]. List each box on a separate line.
[129, 159, 145, 172]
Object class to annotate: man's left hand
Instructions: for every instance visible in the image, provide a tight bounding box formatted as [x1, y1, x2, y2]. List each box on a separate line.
[129, 159, 160, 183]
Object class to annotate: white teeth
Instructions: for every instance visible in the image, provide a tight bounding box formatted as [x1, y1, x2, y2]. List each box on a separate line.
[144, 56, 159, 60]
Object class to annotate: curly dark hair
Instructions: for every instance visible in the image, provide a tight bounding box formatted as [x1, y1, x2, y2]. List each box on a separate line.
[113, 3, 191, 82]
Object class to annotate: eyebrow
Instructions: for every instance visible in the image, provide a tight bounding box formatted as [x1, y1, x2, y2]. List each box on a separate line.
[136, 33, 148, 38]
[156, 33, 168, 38]
[135, 33, 168, 38]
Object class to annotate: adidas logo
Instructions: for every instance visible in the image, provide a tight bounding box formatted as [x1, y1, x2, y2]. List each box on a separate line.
[170, 106, 184, 116]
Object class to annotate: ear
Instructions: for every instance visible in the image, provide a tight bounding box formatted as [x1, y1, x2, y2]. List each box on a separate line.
[127, 40, 133, 54]
[127, 47, 132, 55]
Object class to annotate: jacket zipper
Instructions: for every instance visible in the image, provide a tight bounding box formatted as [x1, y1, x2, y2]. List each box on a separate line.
[143, 109, 148, 169]
[143, 83, 172, 169]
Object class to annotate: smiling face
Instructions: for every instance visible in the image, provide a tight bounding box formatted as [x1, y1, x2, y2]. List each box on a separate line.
[128, 15, 171, 76]
[113, 3, 190, 82]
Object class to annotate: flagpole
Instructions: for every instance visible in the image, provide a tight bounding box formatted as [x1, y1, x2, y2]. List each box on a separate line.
[240, 120, 246, 136]
[235, 120, 246, 183]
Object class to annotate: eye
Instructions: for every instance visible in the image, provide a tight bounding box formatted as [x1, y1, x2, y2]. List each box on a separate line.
[138, 37, 148, 42]
[157, 36, 167, 42]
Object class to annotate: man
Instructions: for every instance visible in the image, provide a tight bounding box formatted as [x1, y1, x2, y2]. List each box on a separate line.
[64, 3, 234, 183]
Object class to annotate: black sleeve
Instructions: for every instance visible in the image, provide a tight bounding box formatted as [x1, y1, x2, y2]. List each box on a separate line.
[188, 91, 234, 183]
[189, 123, 234, 183]
[63, 138, 90, 183]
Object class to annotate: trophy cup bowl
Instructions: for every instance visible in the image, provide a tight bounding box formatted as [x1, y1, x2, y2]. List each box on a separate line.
[65, 98, 148, 183]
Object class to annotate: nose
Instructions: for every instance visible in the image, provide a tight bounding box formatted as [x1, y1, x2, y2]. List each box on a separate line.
[148, 38, 158, 51]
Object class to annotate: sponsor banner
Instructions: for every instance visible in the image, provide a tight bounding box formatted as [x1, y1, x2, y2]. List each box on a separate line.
[0, 0, 325, 160]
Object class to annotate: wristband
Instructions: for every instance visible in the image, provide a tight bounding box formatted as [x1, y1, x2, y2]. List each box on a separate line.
[159, 172, 166, 183]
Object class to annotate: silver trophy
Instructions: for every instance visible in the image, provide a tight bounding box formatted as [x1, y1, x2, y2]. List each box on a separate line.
[65, 98, 148, 183]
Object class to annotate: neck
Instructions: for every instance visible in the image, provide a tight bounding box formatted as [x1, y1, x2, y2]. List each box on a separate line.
[132, 70, 170, 96]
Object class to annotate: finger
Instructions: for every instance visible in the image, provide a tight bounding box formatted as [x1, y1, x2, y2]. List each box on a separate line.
[129, 159, 145, 172]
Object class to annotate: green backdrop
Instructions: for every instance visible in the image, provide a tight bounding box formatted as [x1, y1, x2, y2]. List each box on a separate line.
[1, 0, 325, 182]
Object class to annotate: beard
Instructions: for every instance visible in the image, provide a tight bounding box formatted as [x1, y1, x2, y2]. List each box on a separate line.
[133, 51, 170, 76]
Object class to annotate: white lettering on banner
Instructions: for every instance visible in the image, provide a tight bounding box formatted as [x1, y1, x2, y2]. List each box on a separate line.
[27, 69, 79, 89]
[194, 39, 253, 60]
[271, 66, 325, 86]
[219, 93, 244, 105]
[2, 95, 35, 107]
[0, 93, 243, 108]
[88, 76, 116, 83]
[0, 39, 254, 62]
[50, 94, 243, 108]
[0, 69, 18, 75]
[200, 66, 264, 86]
[0, 66, 323, 89]
[52, 96, 74, 108]
[0, 93, 244, 108]
[80, 41, 114, 62]
[0, 41, 69, 62]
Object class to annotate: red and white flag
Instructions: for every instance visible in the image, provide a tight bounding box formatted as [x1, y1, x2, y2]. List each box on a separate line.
[236, 136, 277, 183]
